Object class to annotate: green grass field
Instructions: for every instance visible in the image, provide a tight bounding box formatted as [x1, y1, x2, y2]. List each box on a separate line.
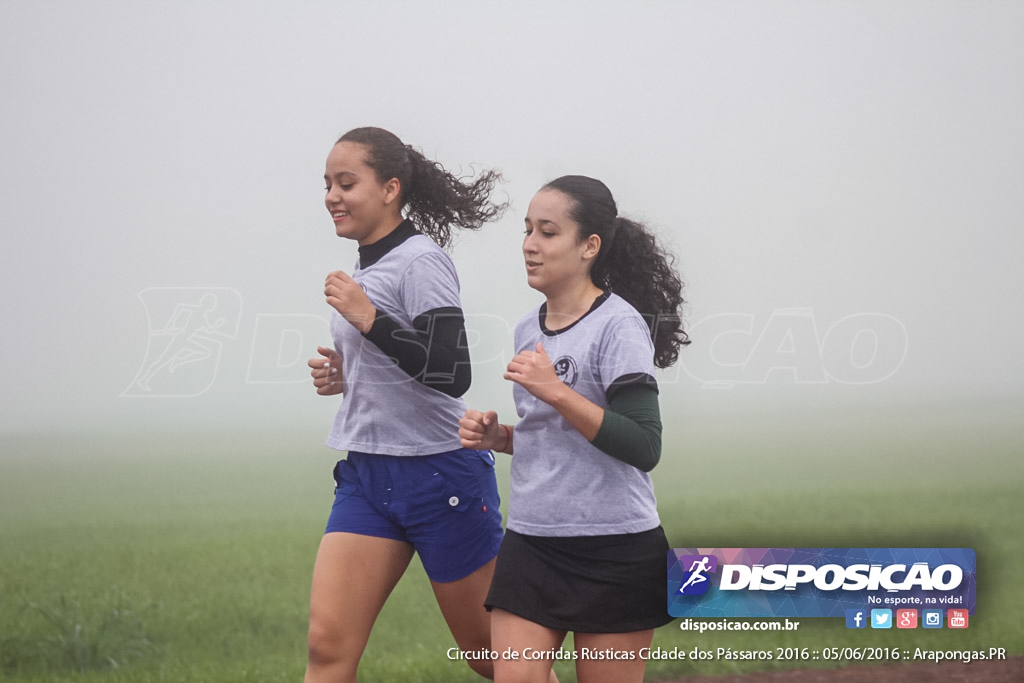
[1, 397, 1022, 682]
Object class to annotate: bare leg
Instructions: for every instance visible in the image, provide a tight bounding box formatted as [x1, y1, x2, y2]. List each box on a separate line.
[304, 532, 414, 683]
[431, 557, 498, 679]
[573, 629, 654, 683]
[491, 608, 566, 683]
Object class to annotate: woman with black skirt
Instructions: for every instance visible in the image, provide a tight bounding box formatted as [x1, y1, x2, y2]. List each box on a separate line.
[460, 175, 688, 682]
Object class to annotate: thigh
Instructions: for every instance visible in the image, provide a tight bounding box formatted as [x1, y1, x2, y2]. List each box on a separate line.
[491, 608, 566, 683]
[573, 630, 653, 683]
[307, 532, 414, 657]
[431, 557, 498, 678]
[431, 557, 496, 651]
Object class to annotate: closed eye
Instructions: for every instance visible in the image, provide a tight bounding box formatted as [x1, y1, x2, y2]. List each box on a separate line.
[523, 226, 554, 237]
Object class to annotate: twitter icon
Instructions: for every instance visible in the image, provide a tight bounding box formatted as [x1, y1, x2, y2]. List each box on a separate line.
[870, 609, 892, 629]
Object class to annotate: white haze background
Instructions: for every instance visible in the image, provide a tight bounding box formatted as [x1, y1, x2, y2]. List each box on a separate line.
[1, 1, 1022, 439]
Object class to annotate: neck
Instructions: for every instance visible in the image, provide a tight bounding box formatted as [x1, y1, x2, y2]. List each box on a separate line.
[358, 214, 405, 247]
[543, 279, 604, 331]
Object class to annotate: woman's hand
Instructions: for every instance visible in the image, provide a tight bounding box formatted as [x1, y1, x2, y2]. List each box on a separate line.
[309, 345, 344, 396]
[460, 409, 508, 452]
[503, 341, 567, 405]
[505, 340, 605, 442]
[325, 270, 376, 333]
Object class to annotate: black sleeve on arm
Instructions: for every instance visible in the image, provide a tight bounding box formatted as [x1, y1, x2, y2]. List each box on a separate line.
[361, 306, 472, 398]
[590, 373, 662, 472]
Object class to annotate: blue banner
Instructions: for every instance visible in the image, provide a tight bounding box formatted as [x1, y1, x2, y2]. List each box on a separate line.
[667, 548, 976, 618]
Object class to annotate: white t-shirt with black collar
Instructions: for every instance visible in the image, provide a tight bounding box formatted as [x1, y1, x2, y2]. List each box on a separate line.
[326, 222, 467, 456]
[508, 292, 662, 537]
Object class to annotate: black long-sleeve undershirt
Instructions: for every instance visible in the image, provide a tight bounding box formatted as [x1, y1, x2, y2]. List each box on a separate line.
[362, 306, 471, 398]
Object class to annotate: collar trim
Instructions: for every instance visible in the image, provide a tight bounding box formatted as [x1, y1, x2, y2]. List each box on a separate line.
[358, 219, 419, 268]
[539, 291, 611, 336]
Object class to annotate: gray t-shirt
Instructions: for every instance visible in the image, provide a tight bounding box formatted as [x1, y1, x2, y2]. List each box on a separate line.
[326, 234, 466, 455]
[508, 293, 662, 536]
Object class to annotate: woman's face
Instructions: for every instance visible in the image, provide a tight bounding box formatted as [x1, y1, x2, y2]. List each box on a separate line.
[324, 141, 400, 245]
[522, 189, 599, 296]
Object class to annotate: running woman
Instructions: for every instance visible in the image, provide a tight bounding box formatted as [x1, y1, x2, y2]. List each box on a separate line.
[460, 175, 688, 683]
[305, 127, 506, 682]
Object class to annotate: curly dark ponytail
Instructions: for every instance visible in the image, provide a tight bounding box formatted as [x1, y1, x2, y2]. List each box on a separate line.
[542, 175, 689, 368]
[337, 127, 507, 249]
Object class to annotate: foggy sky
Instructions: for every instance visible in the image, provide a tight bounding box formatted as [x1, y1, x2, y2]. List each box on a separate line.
[1, 1, 1022, 434]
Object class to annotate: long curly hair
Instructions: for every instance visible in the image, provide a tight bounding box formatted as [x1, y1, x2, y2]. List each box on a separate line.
[542, 175, 689, 368]
[337, 127, 507, 249]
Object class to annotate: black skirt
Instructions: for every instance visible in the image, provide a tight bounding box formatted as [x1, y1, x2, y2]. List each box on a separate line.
[485, 526, 673, 633]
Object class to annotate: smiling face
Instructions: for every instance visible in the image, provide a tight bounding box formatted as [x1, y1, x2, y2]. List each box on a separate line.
[324, 141, 402, 245]
[522, 189, 601, 296]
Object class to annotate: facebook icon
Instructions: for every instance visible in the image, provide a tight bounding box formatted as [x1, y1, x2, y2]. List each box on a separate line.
[846, 609, 867, 629]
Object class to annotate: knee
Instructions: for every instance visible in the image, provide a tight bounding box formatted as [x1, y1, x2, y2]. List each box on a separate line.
[466, 656, 494, 679]
[306, 618, 358, 675]
[305, 620, 334, 668]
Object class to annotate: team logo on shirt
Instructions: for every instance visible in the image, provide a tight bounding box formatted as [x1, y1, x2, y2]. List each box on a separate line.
[553, 356, 578, 388]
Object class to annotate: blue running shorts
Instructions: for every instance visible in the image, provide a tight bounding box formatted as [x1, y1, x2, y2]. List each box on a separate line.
[325, 448, 504, 583]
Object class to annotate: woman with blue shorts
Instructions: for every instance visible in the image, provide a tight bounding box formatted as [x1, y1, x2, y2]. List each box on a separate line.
[460, 176, 688, 683]
[304, 127, 507, 682]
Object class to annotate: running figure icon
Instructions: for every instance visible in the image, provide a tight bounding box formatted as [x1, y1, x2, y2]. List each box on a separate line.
[679, 556, 712, 593]
[123, 287, 242, 397]
[135, 293, 226, 391]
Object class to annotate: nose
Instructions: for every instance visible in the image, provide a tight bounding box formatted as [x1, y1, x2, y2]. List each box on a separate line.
[523, 231, 539, 254]
[325, 185, 341, 207]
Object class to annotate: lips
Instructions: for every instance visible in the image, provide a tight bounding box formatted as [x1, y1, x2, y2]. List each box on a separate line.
[332, 211, 350, 223]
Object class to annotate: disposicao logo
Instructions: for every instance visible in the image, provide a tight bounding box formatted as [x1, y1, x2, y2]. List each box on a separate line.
[677, 555, 718, 596]
[667, 548, 976, 619]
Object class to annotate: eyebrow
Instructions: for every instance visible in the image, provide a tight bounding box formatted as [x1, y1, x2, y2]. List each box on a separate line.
[524, 217, 560, 228]
[325, 170, 358, 180]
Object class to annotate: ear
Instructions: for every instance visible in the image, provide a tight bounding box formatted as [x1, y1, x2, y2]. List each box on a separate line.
[382, 177, 402, 206]
[582, 234, 602, 261]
